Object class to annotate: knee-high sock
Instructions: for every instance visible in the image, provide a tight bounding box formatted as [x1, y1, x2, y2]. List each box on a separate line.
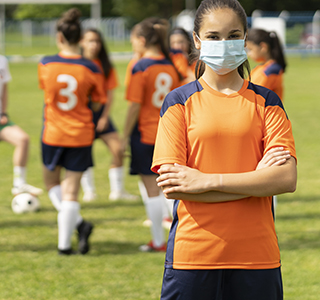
[58, 201, 80, 250]
[144, 194, 165, 247]
[13, 166, 26, 187]
[81, 167, 96, 193]
[49, 185, 83, 226]
[109, 166, 124, 193]
[160, 190, 173, 220]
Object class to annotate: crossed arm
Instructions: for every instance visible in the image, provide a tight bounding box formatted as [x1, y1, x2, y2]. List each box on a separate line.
[156, 147, 297, 203]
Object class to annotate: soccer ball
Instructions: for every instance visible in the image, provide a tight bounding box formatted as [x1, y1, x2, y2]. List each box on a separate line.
[11, 193, 40, 214]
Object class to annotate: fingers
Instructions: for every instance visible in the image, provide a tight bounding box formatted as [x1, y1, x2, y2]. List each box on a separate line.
[263, 147, 291, 166]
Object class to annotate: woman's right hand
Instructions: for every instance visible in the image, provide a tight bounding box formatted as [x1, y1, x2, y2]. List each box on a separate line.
[256, 147, 291, 170]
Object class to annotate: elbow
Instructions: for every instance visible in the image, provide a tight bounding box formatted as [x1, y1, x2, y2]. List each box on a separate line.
[287, 179, 297, 193]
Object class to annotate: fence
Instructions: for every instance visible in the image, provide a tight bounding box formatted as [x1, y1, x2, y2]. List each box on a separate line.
[2, 10, 320, 58]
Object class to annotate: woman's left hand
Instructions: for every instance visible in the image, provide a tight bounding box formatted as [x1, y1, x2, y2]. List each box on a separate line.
[157, 163, 214, 194]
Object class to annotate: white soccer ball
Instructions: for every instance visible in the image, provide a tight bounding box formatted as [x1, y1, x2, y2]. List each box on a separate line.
[11, 193, 40, 214]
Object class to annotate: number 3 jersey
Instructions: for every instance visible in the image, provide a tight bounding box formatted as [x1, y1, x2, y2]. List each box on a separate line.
[125, 55, 180, 145]
[38, 52, 107, 147]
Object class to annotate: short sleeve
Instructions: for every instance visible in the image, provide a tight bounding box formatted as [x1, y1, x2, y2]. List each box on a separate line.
[151, 99, 187, 173]
[90, 72, 107, 104]
[105, 68, 118, 90]
[263, 92, 296, 161]
[125, 69, 144, 104]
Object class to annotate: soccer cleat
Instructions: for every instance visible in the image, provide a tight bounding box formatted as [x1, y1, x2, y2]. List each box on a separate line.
[139, 241, 167, 252]
[12, 183, 43, 196]
[109, 190, 139, 202]
[82, 191, 97, 202]
[58, 248, 77, 255]
[77, 220, 94, 255]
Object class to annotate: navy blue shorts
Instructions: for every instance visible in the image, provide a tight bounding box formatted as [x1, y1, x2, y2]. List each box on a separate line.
[129, 124, 155, 175]
[42, 142, 93, 172]
[90, 103, 117, 139]
[161, 267, 283, 300]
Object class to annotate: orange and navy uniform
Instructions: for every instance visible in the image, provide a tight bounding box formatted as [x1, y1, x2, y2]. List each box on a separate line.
[126, 55, 180, 145]
[151, 78, 296, 270]
[250, 59, 284, 100]
[38, 53, 107, 147]
[170, 49, 189, 81]
[124, 57, 139, 88]
[92, 58, 118, 94]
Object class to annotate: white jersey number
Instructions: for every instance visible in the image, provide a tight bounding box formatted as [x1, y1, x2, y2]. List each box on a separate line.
[57, 74, 78, 111]
[152, 72, 173, 108]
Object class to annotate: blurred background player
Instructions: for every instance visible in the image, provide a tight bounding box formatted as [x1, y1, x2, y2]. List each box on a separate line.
[122, 18, 180, 252]
[80, 28, 138, 202]
[38, 8, 106, 255]
[246, 28, 287, 211]
[246, 28, 287, 100]
[0, 54, 43, 197]
[169, 27, 196, 84]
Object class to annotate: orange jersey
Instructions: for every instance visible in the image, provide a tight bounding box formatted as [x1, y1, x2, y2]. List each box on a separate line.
[126, 55, 180, 145]
[92, 59, 118, 93]
[38, 53, 107, 147]
[170, 49, 189, 79]
[124, 57, 138, 87]
[152, 78, 296, 270]
[250, 60, 284, 100]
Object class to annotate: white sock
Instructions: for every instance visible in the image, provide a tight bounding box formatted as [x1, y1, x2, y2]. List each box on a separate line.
[49, 185, 83, 226]
[58, 201, 80, 250]
[109, 166, 124, 192]
[160, 191, 173, 220]
[48, 185, 62, 211]
[145, 194, 165, 247]
[138, 180, 148, 206]
[13, 166, 26, 187]
[81, 167, 96, 193]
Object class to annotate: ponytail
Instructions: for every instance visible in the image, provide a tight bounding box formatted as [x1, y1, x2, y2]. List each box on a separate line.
[247, 28, 287, 72]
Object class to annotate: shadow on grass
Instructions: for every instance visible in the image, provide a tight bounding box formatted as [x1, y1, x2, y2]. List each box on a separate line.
[0, 218, 56, 228]
[91, 240, 148, 256]
[276, 212, 320, 221]
[279, 195, 320, 203]
[279, 230, 320, 250]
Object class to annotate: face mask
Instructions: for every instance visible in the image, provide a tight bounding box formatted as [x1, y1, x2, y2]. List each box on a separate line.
[196, 34, 247, 75]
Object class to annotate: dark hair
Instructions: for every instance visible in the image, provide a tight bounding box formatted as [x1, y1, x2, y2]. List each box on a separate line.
[56, 8, 82, 45]
[247, 28, 287, 72]
[133, 18, 182, 80]
[169, 27, 194, 65]
[83, 28, 113, 78]
[193, 0, 250, 79]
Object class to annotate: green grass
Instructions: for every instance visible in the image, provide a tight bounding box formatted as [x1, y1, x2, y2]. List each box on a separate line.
[0, 55, 320, 299]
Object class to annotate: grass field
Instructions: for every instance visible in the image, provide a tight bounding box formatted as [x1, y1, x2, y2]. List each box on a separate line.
[0, 55, 320, 299]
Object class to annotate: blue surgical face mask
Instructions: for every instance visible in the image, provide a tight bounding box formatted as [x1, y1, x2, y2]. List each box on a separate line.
[196, 34, 247, 75]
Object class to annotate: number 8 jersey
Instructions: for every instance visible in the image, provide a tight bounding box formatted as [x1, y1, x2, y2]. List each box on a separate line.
[126, 55, 180, 145]
[38, 52, 107, 147]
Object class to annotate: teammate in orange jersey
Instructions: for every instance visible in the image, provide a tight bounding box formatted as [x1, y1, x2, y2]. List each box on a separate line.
[246, 28, 287, 211]
[0, 55, 43, 197]
[80, 28, 138, 202]
[246, 28, 287, 100]
[123, 18, 180, 252]
[38, 9, 106, 255]
[152, 0, 297, 299]
[169, 27, 196, 83]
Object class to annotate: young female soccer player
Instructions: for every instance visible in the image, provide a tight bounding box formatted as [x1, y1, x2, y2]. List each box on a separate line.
[152, 0, 297, 298]
[0, 55, 43, 197]
[246, 28, 287, 100]
[169, 27, 196, 83]
[80, 28, 138, 202]
[38, 8, 106, 255]
[123, 18, 180, 252]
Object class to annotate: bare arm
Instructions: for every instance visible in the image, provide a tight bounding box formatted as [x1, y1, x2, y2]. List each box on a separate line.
[96, 90, 114, 132]
[0, 83, 8, 125]
[157, 148, 296, 202]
